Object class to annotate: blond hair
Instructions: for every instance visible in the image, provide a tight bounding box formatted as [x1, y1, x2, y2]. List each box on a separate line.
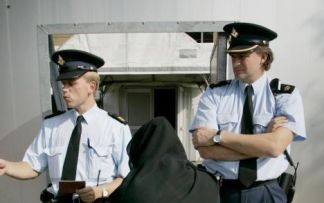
[254, 46, 274, 71]
[83, 71, 100, 95]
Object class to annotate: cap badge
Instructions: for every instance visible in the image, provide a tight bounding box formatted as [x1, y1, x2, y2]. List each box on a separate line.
[57, 55, 65, 66]
[231, 28, 239, 38]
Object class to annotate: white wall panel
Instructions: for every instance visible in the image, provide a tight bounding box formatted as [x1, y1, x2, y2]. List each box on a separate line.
[6, 0, 41, 122]
[0, 1, 15, 139]
[0, 1, 48, 202]
[0, 0, 324, 202]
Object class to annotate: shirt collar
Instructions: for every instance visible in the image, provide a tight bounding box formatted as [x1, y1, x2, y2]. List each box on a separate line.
[72, 104, 99, 125]
[238, 72, 268, 95]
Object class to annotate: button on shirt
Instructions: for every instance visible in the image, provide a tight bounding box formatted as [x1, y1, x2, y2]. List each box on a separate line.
[190, 73, 306, 180]
[23, 104, 132, 195]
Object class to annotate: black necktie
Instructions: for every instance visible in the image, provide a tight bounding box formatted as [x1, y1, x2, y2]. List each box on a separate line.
[238, 85, 257, 187]
[61, 115, 83, 180]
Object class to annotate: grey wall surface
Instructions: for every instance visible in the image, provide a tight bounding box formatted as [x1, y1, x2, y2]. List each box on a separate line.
[0, 0, 323, 202]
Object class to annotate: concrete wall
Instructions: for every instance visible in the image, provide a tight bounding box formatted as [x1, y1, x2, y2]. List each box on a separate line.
[1, 0, 323, 202]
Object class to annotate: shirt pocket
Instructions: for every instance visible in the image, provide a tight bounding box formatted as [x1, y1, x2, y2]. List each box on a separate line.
[216, 113, 239, 131]
[253, 114, 273, 133]
[87, 144, 114, 181]
[44, 146, 65, 180]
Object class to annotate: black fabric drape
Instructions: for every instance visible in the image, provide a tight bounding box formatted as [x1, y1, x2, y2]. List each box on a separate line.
[109, 117, 220, 203]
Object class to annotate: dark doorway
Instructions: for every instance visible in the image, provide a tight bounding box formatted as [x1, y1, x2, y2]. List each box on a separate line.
[154, 88, 176, 128]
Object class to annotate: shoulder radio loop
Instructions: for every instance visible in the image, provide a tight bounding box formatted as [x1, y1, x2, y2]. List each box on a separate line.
[270, 78, 295, 95]
[108, 112, 128, 125]
[44, 111, 65, 119]
[209, 80, 232, 89]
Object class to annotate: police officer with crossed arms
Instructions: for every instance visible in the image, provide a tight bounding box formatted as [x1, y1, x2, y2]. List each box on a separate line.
[191, 22, 306, 203]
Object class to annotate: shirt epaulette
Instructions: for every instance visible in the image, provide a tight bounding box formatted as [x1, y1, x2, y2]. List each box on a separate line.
[270, 78, 295, 95]
[108, 112, 128, 125]
[44, 111, 65, 119]
[209, 80, 232, 89]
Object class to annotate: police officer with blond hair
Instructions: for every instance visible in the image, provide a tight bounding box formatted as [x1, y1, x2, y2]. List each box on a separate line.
[190, 22, 306, 203]
[0, 49, 132, 203]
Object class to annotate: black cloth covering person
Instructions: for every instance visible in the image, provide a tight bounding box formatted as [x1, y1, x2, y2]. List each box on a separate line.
[109, 117, 220, 203]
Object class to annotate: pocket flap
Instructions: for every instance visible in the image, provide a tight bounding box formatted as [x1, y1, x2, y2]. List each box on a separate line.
[90, 145, 112, 157]
[217, 113, 239, 124]
[253, 115, 272, 127]
[44, 146, 64, 156]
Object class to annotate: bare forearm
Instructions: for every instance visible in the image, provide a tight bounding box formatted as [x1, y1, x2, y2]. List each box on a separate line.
[192, 125, 293, 160]
[77, 177, 124, 202]
[5, 161, 39, 180]
[106, 177, 123, 195]
[94, 177, 123, 199]
[197, 145, 254, 161]
[220, 127, 293, 157]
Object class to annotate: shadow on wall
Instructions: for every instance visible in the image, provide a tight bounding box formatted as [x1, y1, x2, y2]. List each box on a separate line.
[0, 115, 41, 159]
[294, 80, 324, 203]
[308, 10, 324, 57]
[292, 12, 324, 203]
[0, 115, 49, 203]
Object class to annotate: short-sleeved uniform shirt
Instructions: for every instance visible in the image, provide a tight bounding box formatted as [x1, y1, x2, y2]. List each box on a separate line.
[23, 104, 132, 195]
[190, 73, 306, 180]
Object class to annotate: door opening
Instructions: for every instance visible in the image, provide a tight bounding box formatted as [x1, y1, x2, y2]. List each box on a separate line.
[154, 88, 176, 128]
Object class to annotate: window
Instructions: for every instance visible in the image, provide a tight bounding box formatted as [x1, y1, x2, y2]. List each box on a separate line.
[186, 32, 214, 43]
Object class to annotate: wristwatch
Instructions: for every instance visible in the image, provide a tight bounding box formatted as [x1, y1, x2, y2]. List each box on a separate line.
[102, 188, 109, 198]
[213, 130, 222, 144]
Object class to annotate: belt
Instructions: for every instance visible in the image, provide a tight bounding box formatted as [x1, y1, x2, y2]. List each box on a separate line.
[221, 179, 277, 190]
[41, 192, 83, 203]
[56, 194, 84, 203]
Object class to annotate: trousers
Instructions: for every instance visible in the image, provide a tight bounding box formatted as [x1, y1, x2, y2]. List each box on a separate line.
[220, 180, 287, 203]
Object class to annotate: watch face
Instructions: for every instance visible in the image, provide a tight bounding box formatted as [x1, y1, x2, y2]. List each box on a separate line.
[102, 189, 109, 197]
[213, 135, 220, 143]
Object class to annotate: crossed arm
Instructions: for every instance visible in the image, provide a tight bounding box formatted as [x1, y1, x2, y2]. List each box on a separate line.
[192, 116, 294, 161]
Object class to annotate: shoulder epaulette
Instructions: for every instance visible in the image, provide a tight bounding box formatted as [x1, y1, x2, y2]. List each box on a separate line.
[44, 111, 65, 119]
[270, 78, 295, 95]
[108, 112, 128, 125]
[209, 80, 232, 89]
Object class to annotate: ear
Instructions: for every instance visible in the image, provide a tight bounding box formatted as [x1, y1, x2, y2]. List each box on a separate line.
[88, 80, 97, 94]
[260, 53, 268, 64]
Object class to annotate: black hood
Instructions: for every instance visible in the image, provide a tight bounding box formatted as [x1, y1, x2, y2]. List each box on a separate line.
[109, 117, 220, 203]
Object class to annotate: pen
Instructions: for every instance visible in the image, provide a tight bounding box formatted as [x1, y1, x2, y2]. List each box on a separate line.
[87, 138, 91, 148]
[96, 169, 101, 186]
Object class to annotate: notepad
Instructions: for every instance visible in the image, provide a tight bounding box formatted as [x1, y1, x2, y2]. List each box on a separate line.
[59, 181, 85, 194]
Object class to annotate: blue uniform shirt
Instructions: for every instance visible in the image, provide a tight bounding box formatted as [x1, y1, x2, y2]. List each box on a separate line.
[190, 73, 306, 180]
[23, 104, 132, 195]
